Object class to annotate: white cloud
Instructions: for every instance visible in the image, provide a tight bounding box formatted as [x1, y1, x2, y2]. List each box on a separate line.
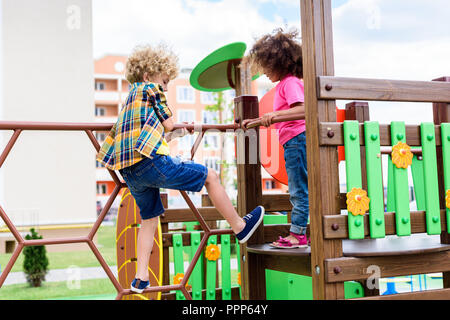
[92, 0, 285, 68]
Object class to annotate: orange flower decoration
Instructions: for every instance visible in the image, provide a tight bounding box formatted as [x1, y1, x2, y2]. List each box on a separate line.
[346, 188, 370, 216]
[173, 273, 184, 285]
[237, 272, 241, 286]
[446, 190, 450, 209]
[205, 244, 221, 261]
[173, 273, 190, 289]
[391, 142, 413, 169]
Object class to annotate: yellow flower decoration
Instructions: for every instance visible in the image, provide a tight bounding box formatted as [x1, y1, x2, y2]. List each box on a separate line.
[205, 244, 221, 261]
[237, 272, 241, 286]
[446, 190, 450, 209]
[346, 188, 370, 216]
[173, 273, 190, 289]
[391, 142, 413, 169]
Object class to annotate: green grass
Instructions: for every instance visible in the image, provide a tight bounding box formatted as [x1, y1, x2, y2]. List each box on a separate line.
[0, 278, 116, 300]
[0, 225, 116, 273]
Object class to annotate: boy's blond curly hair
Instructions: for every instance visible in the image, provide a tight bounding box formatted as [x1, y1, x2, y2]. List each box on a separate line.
[125, 43, 179, 84]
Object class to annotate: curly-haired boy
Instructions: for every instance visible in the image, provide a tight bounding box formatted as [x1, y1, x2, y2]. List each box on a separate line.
[97, 44, 264, 293]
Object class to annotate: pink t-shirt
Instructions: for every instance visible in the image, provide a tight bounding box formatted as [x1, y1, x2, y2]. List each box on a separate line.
[274, 75, 305, 146]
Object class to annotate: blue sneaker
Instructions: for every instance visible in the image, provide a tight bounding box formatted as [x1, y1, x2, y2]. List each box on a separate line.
[130, 278, 150, 293]
[236, 206, 265, 244]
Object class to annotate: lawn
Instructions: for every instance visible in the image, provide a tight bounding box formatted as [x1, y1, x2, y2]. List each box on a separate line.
[0, 278, 116, 300]
[0, 225, 117, 273]
[0, 224, 239, 300]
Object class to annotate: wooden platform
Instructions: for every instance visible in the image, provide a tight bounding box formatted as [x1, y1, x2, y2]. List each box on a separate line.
[247, 233, 450, 258]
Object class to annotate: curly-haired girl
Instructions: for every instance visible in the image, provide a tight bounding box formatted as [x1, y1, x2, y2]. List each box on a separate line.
[245, 28, 309, 248]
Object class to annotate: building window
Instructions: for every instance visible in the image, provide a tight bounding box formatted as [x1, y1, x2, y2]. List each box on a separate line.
[203, 135, 219, 150]
[95, 132, 107, 143]
[95, 82, 105, 91]
[201, 92, 216, 104]
[204, 157, 220, 172]
[178, 109, 195, 123]
[265, 180, 276, 190]
[95, 107, 106, 117]
[202, 110, 219, 124]
[176, 86, 195, 103]
[97, 183, 107, 195]
[179, 135, 195, 150]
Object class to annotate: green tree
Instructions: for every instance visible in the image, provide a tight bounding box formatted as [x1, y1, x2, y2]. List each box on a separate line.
[23, 228, 49, 287]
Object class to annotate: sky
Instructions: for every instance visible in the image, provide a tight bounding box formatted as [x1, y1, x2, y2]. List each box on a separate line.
[92, 0, 450, 123]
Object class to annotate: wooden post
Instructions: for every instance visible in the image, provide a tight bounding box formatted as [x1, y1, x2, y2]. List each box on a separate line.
[300, 0, 344, 299]
[234, 95, 264, 299]
[432, 76, 450, 289]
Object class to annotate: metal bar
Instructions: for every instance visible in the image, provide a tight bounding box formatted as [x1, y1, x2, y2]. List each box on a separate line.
[191, 131, 205, 160]
[0, 242, 24, 287]
[88, 184, 122, 240]
[23, 237, 88, 246]
[179, 190, 210, 232]
[245, 114, 305, 129]
[0, 129, 21, 168]
[86, 239, 123, 293]
[85, 130, 101, 152]
[0, 205, 24, 243]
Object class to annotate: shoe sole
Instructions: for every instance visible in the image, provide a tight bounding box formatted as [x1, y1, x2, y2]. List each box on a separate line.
[238, 206, 265, 244]
[130, 285, 150, 294]
[269, 243, 308, 249]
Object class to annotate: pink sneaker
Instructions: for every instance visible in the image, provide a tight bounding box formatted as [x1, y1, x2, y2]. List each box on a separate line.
[270, 232, 309, 249]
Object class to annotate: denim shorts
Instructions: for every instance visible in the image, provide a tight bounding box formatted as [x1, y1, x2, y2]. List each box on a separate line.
[119, 155, 208, 220]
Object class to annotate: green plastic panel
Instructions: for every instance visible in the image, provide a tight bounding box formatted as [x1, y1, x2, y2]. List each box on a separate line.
[265, 270, 364, 300]
[220, 235, 232, 300]
[386, 157, 396, 212]
[263, 214, 288, 225]
[420, 123, 441, 235]
[442, 123, 450, 233]
[390, 121, 411, 236]
[343, 121, 365, 239]
[206, 236, 217, 300]
[411, 152, 426, 211]
[172, 233, 185, 300]
[236, 237, 242, 299]
[364, 121, 385, 238]
[190, 232, 203, 300]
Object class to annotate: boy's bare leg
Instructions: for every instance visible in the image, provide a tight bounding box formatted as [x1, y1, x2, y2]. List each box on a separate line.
[135, 216, 159, 281]
[204, 169, 246, 234]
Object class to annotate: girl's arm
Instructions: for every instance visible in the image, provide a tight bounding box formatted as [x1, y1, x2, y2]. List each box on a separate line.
[260, 102, 305, 127]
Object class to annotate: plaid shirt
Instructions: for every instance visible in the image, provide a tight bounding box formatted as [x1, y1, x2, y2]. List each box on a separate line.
[96, 82, 172, 170]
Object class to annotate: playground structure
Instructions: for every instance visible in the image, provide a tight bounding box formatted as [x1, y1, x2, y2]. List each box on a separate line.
[0, 0, 449, 300]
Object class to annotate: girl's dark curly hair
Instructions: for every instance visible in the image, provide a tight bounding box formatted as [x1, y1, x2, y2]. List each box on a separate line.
[247, 28, 303, 79]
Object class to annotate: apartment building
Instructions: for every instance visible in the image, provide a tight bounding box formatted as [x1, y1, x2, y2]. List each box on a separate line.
[94, 55, 287, 217]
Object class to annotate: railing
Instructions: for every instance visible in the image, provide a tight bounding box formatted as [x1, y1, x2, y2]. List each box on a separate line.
[0, 112, 303, 300]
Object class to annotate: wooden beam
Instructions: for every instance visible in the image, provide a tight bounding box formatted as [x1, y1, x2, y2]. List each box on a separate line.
[234, 95, 265, 300]
[301, 0, 344, 300]
[202, 193, 293, 212]
[432, 76, 450, 290]
[352, 288, 450, 300]
[323, 210, 448, 239]
[318, 76, 450, 103]
[320, 123, 443, 147]
[325, 250, 450, 283]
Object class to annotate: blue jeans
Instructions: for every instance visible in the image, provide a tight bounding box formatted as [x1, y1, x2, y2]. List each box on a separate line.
[119, 155, 208, 220]
[283, 132, 309, 235]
